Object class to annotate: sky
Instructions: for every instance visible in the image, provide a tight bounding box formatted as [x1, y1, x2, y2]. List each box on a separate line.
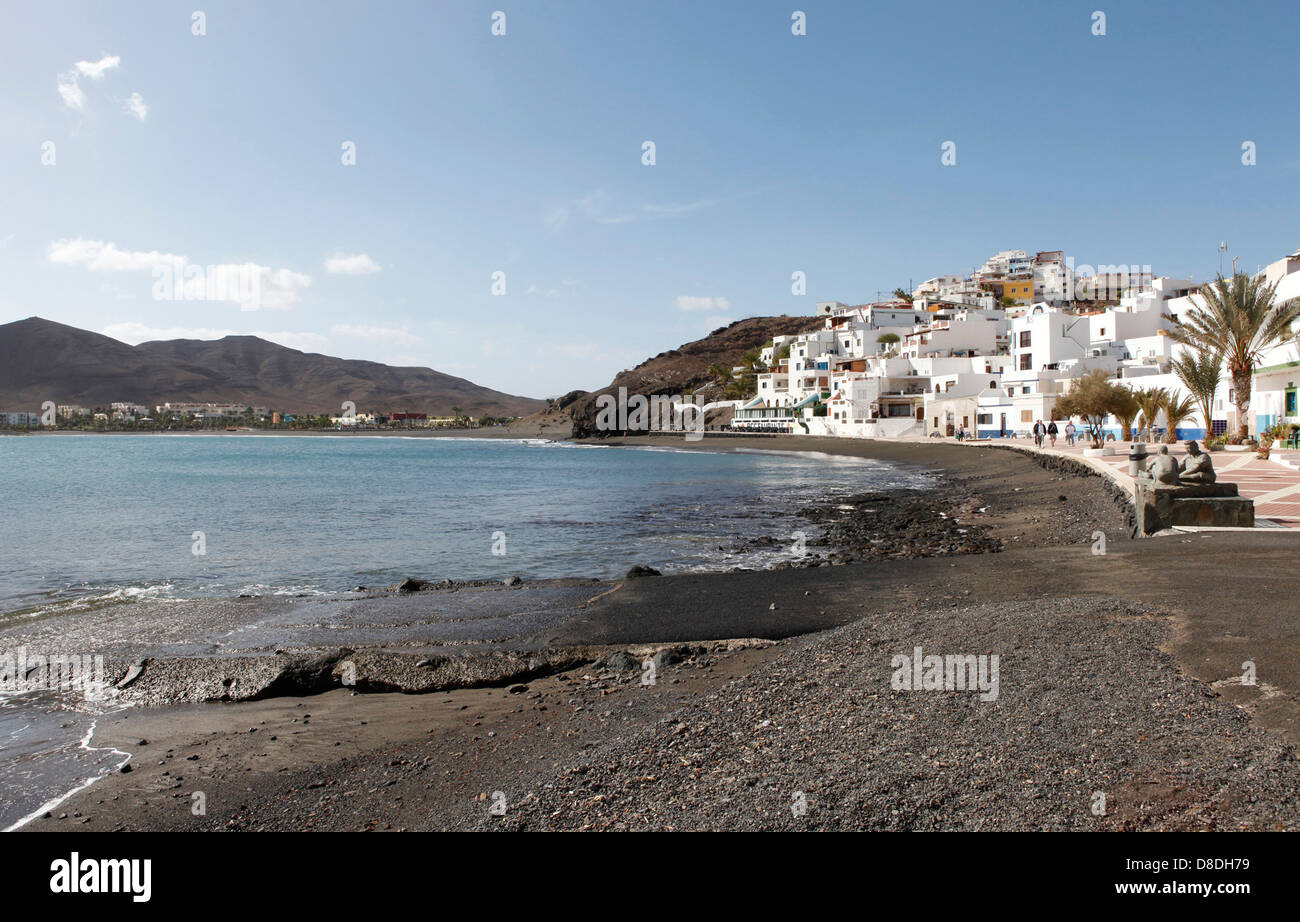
[2, 0, 1297, 399]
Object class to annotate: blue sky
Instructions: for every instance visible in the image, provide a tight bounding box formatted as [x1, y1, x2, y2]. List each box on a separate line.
[2, 0, 1297, 398]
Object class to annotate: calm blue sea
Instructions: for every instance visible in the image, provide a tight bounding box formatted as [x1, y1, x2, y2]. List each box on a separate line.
[0, 433, 936, 829]
[0, 434, 934, 620]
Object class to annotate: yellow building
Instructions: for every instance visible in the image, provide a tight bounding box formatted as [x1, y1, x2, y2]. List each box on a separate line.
[1001, 278, 1034, 304]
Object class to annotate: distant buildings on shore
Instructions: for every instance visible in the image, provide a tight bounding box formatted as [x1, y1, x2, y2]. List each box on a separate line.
[730, 245, 1300, 440]
[1, 401, 512, 430]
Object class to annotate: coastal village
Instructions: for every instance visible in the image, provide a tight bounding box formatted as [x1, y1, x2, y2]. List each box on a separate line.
[7, 244, 1300, 459]
[0, 403, 508, 431]
[725, 246, 1300, 450]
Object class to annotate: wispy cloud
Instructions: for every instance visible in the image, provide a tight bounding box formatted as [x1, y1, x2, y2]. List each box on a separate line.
[546, 189, 719, 230]
[123, 92, 149, 121]
[48, 238, 312, 310]
[524, 278, 583, 299]
[48, 238, 180, 271]
[57, 74, 87, 111]
[324, 253, 381, 275]
[58, 54, 121, 113]
[643, 198, 718, 219]
[545, 190, 634, 230]
[675, 295, 731, 312]
[74, 55, 120, 80]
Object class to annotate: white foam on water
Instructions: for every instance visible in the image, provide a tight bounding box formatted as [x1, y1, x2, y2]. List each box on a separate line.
[3, 712, 131, 832]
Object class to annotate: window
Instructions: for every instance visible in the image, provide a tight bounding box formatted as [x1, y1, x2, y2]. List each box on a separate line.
[977, 413, 992, 425]
[1019, 331, 1031, 348]
[1019, 354, 1032, 370]
[1021, 410, 1033, 423]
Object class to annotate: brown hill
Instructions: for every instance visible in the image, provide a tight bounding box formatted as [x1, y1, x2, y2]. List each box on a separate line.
[507, 315, 822, 438]
[0, 317, 545, 416]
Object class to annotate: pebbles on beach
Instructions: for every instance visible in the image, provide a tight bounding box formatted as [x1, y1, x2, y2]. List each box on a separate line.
[469, 597, 1299, 832]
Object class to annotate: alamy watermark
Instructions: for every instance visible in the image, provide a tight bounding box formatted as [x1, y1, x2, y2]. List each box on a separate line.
[152, 260, 262, 310]
[890, 646, 1000, 702]
[1, 647, 107, 697]
[1066, 257, 1153, 302]
[594, 386, 706, 441]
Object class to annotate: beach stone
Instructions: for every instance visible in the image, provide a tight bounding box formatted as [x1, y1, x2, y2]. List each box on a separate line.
[503, 576, 522, 586]
[393, 577, 429, 593]
[625, 565, 662, 579]
[598, 651, 639, 672]
[652, 648, 687, 669]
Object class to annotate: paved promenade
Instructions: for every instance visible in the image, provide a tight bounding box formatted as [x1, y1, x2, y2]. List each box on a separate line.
[911, 435, 1300, 528]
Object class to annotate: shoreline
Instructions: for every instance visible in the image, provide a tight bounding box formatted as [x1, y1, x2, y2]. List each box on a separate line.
[0, 423, 566, 439]
[10, 436, 1300, 831]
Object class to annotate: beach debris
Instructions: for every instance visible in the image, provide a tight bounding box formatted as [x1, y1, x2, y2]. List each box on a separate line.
[115, 659, 148, 690]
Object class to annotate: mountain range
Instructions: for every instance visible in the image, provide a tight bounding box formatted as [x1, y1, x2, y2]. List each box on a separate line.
[0, 317, 545, 416]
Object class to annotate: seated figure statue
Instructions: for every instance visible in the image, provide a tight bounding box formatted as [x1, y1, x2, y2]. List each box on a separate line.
[1179, 440, 1216, 484]
[1147, 445, 1181, 485]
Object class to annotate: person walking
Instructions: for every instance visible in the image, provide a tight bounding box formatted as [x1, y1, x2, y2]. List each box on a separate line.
[1047, 420, 1059, 447]
[1064, 420, 1076, 447]
[1032, 419, 1046, 448]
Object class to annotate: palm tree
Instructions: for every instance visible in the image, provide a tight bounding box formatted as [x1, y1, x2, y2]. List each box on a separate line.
[1168, 273, 1300, 439]
[1170, 347, 1222, 442]
[1112, 385, 1140, 442]
[1134, 387, 1167, 443]
[1160, 391, 1198, 443]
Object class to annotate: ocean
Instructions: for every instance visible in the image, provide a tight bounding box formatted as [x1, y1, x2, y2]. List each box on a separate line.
[0, 433, 935, 829]
[0, 433, 936, 619]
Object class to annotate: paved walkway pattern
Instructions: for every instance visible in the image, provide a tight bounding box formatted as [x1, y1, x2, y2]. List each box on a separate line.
[905, 436, 1300, 528]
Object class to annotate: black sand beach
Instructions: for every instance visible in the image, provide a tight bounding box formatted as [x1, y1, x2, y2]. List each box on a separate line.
[13, 436, 1300, 831]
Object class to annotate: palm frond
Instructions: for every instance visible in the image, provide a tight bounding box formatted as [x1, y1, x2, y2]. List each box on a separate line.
[1161, 391, 1198, 429]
